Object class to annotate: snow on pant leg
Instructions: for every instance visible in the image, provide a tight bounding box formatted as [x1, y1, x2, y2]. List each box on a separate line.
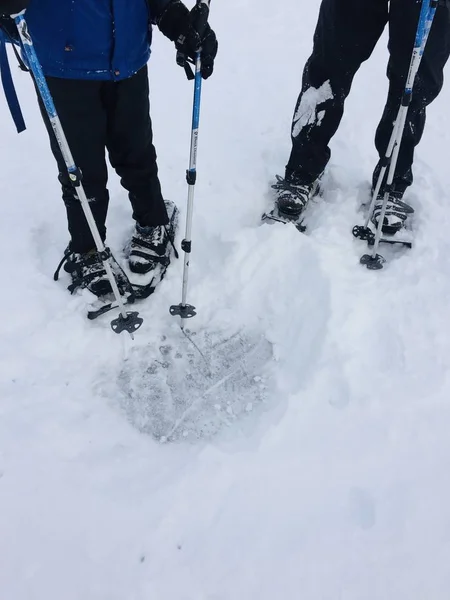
[373, 0, 450, 194]
[37, 77, 109, 253]
[286, 0, 388, 183]
[105, 66, 169, 228]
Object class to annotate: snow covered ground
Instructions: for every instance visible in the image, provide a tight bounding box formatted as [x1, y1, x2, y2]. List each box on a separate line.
[2, 1, 450, 598]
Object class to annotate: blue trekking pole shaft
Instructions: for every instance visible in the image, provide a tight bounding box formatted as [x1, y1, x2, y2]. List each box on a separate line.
[170, 0, 211, 328]
[358, 0, 438, 269]
[370, 0, 437, 254]
[182, 53, 202, 292]
[13, 14, 141, 334]
[366, 0, 436, 230]
[14, 15, 79, 182]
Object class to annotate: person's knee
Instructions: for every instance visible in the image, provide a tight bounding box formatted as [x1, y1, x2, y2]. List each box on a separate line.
[415, 75, 444, 107]
[58, 171, 109, 205]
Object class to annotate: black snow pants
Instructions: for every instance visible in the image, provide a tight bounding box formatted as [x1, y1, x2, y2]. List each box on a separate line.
[286, 0, 450, 194]
[39, 66, 169, 254]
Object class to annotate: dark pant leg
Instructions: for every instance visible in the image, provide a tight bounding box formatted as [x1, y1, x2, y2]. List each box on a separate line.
[373, 0, 450, 193]
[286, 0, 389, 182]
[38, 77, 109, 253]
[104, 66, 168, 228]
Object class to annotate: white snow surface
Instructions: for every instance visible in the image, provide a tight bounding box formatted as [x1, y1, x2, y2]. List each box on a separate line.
[2, 1, 450, 598]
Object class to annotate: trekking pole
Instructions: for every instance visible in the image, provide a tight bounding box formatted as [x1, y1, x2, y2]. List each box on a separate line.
[353, 0, 438, 270]
[13, 13, 143, 335]
[170, 0, 211, 330]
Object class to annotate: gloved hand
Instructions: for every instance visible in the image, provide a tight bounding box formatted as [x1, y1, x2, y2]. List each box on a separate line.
[157, 0, 218, 79]
[0, 0, 29, 16]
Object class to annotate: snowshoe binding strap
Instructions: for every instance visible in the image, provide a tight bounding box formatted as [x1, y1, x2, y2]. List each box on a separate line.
[164, 225, 179, 259]
[53, 246, 72, 281]
[66, 260, 108, 295]
[129, 248, 171, 266]
[0, 24, 26, 133]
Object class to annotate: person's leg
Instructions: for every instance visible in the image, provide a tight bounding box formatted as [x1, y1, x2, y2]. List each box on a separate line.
[38, 77, 109, 253]
[373, 0, 450, 194]
[105, 66, 169, 227]
[286, 0, 389, 183]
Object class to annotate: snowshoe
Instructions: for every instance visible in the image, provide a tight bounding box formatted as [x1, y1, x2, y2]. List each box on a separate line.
[126, 200, 179, 275]
[272, 174, 320, 218]
[262, 174, 320, 231]
[353, 186, 414, 269]
[262, 205, 308, 232]
[371, 190, 414, 235]
[125, 200, 179, 299]
[54, 246, 135, 319]
[62, 249, 111, 296]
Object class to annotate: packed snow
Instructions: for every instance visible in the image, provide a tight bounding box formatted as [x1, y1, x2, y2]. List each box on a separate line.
[1, 1, 450, 598]
[292, 80, 334, 137]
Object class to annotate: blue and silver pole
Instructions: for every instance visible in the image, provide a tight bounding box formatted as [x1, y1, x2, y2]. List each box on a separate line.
[360, 0, 438, 269]
[13, 14, 142, 334]
[170, 0, 211, 329]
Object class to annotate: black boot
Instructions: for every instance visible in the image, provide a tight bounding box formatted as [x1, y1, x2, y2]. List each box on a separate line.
[126, 200, 179, 274]
[372, 190, 414, 235]
[272, 175, 320, 218]
[54, 246, 132, 299]
[63, 250, 112, 296]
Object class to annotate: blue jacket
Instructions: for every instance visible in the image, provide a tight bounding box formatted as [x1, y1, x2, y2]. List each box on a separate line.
[24, 0, 171, 81]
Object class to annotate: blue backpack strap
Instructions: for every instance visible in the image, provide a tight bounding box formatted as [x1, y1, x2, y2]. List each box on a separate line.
[0, 28, 26, 133]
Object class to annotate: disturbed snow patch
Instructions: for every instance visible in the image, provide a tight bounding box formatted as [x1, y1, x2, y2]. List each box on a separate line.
[112, 328, 274, 442]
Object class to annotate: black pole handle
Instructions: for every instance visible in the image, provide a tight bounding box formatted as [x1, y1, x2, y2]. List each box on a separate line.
[191, 0, 211, 41]
[176, 0, 211, 80]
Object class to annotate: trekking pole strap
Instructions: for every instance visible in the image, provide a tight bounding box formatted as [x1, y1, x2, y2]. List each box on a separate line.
[0, 26, 25, 132]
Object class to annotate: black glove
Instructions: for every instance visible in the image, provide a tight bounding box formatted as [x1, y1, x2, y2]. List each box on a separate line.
[0, 0, 29, 16]
[157, 0, 218, 80]
[0, 15, 19, 41]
